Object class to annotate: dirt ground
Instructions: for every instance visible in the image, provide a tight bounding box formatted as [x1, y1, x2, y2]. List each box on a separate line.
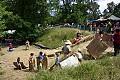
[0, 40, 114, 80]
[0, 45, 60, 80]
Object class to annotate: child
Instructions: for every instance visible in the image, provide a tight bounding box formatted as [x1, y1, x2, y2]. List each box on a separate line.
[29, 53, 35, 71]
[42, 53, 48, 69]
[55, 53, 60, 67]
[76, 49, 83, 62]
[38, 52, 43, 70]
[25, 40, 30, 50]
[17, 57, 22, 70]
[9, 43, 13, 51]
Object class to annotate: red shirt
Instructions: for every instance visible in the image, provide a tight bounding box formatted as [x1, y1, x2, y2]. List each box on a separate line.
[9, 44, 13, 48]
[113, 32, 120, 45]
[72, 38, 79, 44]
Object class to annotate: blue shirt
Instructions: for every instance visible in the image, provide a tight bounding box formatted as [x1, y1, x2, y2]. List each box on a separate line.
[38, 55, 43, 60]
[56, 57, 60, 64]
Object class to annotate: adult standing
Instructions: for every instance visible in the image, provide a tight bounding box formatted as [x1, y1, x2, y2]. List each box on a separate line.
[113, 29, 120, 56]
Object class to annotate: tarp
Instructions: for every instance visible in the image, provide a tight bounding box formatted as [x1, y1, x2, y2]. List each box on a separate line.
[97, 17, 107, 21]
[60, 55, 80, 68]
[93, 17, 107, 21]
[107, 15, 120, 20]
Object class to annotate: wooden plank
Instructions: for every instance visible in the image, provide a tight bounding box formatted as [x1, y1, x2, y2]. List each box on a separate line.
[102, 34, 113, 47]
[86, 38, 108, 59]
[95, 33, 113, 47]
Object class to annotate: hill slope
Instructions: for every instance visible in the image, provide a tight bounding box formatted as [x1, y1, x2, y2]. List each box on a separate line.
[36, 27, 90, 49]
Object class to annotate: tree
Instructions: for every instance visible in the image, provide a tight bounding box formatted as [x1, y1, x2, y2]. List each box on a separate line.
[3, 0, 49, 41]
[37, 0, 49, 27]
[0, 1, 12, 36]
[47, 0, 60, 25]
[103, 1, 118, 18]
[86, 1, 101, 20]
[113, 3, 120, 17]
[107, 1, 115, 13]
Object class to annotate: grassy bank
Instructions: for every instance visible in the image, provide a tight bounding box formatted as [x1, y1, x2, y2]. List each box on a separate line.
[30, 55, 120, 80]
[37, 27, 90, 49]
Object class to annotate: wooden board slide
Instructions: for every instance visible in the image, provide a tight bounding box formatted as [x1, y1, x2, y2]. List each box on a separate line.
[95, 33, 113, 47]
[86, 38, 108, 59]
[102, 34, 113, 47]
[71, 35, 94, 47]
[33, 43, 50, 49]
[13, 62, 28, 69]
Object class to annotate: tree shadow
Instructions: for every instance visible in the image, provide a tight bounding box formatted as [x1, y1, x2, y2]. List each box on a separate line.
[83, 54, 94, 60]
[22, 49, 28, 51]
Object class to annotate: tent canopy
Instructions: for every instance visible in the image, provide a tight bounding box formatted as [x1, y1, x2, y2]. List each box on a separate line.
[93, 17, 107, 22]
[107, 15, 120, 20]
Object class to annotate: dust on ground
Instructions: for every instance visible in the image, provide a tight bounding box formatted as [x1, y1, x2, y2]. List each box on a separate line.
[0, 40, 114, 80]
[0, 45, 60, 80]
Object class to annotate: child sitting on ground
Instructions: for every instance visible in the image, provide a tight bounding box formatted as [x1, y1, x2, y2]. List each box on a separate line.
[9, 43, 13, 51]
[17, 57, 22, 70]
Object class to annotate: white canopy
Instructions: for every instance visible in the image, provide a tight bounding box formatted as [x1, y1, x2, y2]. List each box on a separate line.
[94, 17, 107, 21]
[107, 15, 120, 20]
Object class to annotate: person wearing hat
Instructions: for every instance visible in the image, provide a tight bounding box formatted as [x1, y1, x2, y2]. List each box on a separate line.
[29, 53, 35, 71]
[62, 40, 72, 57]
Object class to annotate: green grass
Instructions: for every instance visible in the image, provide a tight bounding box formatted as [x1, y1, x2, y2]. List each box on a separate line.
[29, 55, 120, 80]
[30, 27, 120, 80]
[37, 27, 90, 49]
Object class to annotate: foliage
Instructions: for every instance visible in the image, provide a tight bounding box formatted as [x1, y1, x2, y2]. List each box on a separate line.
[103, 1, 119, 18]
[30, 55, 120, 80]
[58, 0, 88, 24]
[0, 1, 12, 37]
[113, 3, 120, 18]
[107, 1, 115, 13]
[86, 1, 101, 20]
[2, 0, 47, 41]
[37, 0, 49, 27]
